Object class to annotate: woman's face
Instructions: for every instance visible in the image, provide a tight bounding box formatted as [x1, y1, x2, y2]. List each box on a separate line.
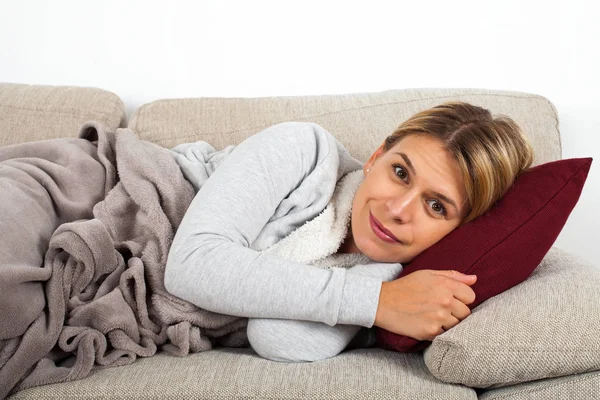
[345, 134, 469, 264]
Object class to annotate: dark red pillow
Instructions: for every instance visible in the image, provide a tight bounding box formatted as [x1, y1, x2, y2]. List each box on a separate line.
[375, 157, 593, 352]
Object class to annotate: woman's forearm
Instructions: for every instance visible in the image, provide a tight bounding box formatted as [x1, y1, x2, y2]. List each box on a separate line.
[165, 237, 391, 327]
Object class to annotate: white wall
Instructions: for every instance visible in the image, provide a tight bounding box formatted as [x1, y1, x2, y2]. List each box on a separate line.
[1, 0, 598, 265]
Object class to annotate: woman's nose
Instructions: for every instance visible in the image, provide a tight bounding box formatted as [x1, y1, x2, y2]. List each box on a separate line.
[385, 190, 419, 223]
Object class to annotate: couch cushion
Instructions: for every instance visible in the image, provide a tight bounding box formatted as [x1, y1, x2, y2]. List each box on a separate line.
[8, 348, 476, 400]
[0, 83, 126, 147]
[423, 247, 600, 388]
[375, 157, 592, 352]
[128, 88, 561, 167]
[480, 370, 600, 400]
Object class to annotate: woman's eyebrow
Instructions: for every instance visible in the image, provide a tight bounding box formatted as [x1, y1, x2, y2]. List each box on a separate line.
[393, 151, 459, 212]
[394, 152, 416, 176]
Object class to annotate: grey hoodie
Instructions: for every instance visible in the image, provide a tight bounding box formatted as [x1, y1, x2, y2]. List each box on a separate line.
[164, 122, 403, 342]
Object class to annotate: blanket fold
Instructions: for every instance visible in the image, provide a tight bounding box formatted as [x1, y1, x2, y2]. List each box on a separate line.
[0, 122, 248, 399]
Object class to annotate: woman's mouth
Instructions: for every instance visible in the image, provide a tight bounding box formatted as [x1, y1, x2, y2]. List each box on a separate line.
[369, 212, 401, 244]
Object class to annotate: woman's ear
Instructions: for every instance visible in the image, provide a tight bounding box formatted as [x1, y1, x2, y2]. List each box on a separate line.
[364, 144, 387, 174]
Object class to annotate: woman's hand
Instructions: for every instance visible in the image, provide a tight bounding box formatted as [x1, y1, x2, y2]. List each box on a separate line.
[374, 270, 477, 341]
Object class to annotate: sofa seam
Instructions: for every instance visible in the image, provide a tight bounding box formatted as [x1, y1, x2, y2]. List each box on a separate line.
[484, 371, 600, 399]
[435, 340, 454, 375]
[540, 96, 562, 159]
[138, 90, 537, 109]
[0, 103, 115, 119]
[103, 94, 127, 129]
[129, 100, 152, 134]
[440, 347, 600, 352]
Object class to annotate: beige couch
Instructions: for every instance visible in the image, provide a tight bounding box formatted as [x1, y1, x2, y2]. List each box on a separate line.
[2, 83, 599, 399]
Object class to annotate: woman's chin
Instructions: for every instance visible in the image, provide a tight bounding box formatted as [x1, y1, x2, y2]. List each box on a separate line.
[358, 242, 408, 264]
[365, 244, 417, 264]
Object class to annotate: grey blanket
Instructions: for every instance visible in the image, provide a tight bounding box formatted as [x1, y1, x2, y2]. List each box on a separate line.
[0, 122, 248, 399]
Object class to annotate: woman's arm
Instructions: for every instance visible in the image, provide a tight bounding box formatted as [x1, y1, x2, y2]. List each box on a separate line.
[246, 262, 403, 362]
[164, 122, 385, 328]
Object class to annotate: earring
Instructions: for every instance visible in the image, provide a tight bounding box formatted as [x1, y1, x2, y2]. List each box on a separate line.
[366, 168, 370, 173]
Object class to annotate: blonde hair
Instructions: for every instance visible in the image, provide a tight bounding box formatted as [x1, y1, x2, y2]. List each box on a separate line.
[382, 102, 534, 224]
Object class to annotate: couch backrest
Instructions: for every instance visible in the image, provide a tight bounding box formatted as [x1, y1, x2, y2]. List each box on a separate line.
[0, 85, 561, 167]
[128, 88, 561, 166]
[0, 83, 126, 147]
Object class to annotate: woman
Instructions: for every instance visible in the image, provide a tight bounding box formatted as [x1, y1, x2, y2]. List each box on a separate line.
[164, 102, 534, 362]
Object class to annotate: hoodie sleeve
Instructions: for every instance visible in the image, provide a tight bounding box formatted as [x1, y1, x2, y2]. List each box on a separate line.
[164, 122, 384, 327]
[246, 261, 404, 362]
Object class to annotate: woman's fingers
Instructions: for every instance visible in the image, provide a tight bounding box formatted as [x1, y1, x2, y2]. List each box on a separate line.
[447, 278, 476, 306]
[435, 300, 471, 337]
[433, 270, 477, 306]
[441, 315, 460, 332]
[450, 298, 472, 321]
[373, 270, 477, 341]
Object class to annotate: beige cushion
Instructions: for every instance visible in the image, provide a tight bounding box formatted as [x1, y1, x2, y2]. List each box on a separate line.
[8, 348, 477, 399]
[128, 88, 560, 167]
[480, 370, 600, 400]
[0, 83, 126, 147]
[424, 247, 600, 388]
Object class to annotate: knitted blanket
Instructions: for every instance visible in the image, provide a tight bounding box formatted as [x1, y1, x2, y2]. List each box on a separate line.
[0, 122, 246, 399]
[1, 122, 378, 398]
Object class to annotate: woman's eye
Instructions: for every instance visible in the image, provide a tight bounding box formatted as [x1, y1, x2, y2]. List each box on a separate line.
[393, 164, 408, 181]
[427, 200, 447, 216]
[393, 164, 446, 218]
